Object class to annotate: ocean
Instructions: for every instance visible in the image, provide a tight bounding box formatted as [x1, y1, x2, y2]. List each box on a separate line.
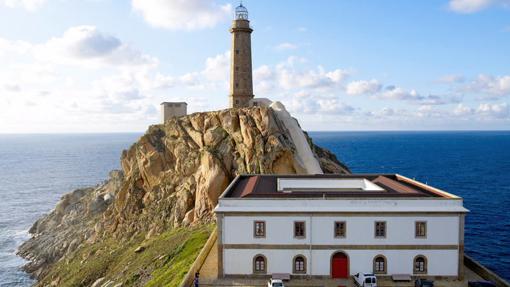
[0, 134, 141, 286]
[0, 131, 508, 286]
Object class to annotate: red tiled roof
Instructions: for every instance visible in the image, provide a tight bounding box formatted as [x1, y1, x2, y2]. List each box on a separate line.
[223, 174, 447, 199]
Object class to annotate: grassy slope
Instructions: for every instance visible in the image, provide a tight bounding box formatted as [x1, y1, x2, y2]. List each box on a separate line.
[38, 225, 214, 287]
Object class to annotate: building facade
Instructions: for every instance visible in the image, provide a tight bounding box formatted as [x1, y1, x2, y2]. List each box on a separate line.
[229, 3, 254, 108]
[160, 102, 187, 123]
[215, 174, 467, 280]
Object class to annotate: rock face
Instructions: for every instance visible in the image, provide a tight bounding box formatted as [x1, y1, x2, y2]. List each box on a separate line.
[18, 107, 349, 283]
[18, 170, 124, 279]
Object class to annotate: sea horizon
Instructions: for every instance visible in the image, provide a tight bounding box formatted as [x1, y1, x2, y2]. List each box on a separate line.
[1, 130, 510, 135]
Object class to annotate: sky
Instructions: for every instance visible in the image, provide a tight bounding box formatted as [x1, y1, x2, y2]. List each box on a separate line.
[0, 0, 509, 133]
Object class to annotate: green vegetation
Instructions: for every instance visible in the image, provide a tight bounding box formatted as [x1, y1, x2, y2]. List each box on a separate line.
[38, 225, 214, 287]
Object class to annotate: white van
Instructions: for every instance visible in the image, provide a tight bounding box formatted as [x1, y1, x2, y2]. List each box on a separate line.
[353, 273, 378, 287]
[267, 279, 285, 287]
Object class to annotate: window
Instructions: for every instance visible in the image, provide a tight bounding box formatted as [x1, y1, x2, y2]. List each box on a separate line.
[373, 255, 387, 274]
[334, 221, 346, 237]
[375, 221, 386, 238]
[254, 221, 265, 238]
[414, 255, 427, 274]
[235, 82, 239, 88]
[293, 255, 306, 274]
[294, 221, 305, 238]
[235, 66, 239, 71]
[415, 221, 427, 238]
[253, 255, 267, 273]
[236, 49, 240, 54]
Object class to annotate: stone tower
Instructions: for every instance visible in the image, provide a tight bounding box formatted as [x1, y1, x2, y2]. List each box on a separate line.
[160, 102, 187, 123]
[229, 2, 254, 108]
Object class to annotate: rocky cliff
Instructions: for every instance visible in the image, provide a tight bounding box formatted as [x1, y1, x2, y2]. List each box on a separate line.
[18, 107, 349, 286]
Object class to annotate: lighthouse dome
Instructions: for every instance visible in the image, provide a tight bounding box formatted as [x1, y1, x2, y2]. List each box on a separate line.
[235, 3, 249, 20]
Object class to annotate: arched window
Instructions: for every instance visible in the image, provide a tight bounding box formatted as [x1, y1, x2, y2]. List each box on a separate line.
[293, 255, 306, 274]
[253, 255, 267, 274]
[373, 255, 387, 274]
[414, 255, 427, 274]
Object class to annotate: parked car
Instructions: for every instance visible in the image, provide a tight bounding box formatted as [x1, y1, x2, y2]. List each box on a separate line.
[468, 281, 497, 287]
[267, 279, 285, 287]
[353, 273, 377, 287]
[415, 278, 434, 287]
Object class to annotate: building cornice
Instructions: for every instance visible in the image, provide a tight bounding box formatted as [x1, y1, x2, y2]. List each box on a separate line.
[215, 211, 468, 216]
[223, 244, 459, 250]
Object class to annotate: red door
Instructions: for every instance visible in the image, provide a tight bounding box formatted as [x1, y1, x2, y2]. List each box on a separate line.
[331, 252, 349, 279]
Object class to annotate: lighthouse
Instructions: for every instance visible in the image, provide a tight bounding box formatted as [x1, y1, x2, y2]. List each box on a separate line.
[229, 2, 254, 108]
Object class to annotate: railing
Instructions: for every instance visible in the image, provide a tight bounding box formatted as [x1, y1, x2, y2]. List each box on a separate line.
[464, 255, 510, 287]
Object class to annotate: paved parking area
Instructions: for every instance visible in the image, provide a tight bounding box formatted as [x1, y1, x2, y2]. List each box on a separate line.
[196, 240, 485, 287]
[200, 266, 484, 287]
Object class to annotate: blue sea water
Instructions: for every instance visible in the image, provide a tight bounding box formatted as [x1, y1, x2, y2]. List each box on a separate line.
[0, 131, 508, 285]
[0, 134, 140, 286]
[310, 131, 510, 281]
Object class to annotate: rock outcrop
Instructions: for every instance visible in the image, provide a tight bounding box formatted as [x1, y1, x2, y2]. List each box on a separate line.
[18, 107, 349, 284]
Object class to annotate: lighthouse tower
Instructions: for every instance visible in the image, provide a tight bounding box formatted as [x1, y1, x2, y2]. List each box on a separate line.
[229, 2, 254, 108]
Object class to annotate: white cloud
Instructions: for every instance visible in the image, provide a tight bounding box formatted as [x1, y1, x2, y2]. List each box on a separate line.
[131, 0, 232, 30]
[346, 79, 382, 95]
[275, 42, 298, 51]
[3, 84, 21, 92]
[249, 57, 354, 116]
[448, 0, 510, 13]
[316, 98, 355, 114]
[148, 50, 230, 90]
[34, 26, 158, 68]
[254, 65, 274, 92]
[254, 65, 272, 80]
[286, 94, 355, 115]
[467, 74, 510, 97]
[363, 107, 399, 119]
[380, 107, 396, 117]
[280, 67, 345, 90]
[0, 38, 32, 57]
[379, 86, 421, 100]
[250, 57, 350, 98]
[278, 65, 348, 92]
[0, 26, 232, 132]
[449, 0, 493, 13]
[0, 0, 46, 11]
[453, 103, 474, 116]
[439, 74, 465, 83]
[476, 102, 509, 118]
[326, 69, 350, 84]
[374, 86, 458, 105]
[451, 103, 509, 119]
[422, 94, 462, 105]
[203, 51, 230, 82]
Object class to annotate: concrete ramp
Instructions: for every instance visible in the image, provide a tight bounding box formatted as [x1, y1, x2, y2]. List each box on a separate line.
[179, 229, 218, 287]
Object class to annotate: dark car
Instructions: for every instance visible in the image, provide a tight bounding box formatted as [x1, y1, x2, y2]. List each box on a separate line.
[468, 281, 497, 287]
[415, 278, 434, 287]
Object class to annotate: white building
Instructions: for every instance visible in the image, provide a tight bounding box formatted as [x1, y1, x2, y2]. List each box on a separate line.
[160, 102, 187, 123]
[214, 174, 468, 280]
